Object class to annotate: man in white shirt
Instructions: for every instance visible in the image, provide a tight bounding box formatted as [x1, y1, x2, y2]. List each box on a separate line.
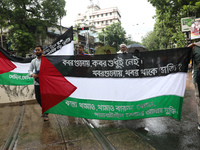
[117, 44, 128, 54]
[28, 46, 49, 122]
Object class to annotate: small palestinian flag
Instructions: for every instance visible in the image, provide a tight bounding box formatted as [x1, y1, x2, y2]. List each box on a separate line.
[0, 47, 33, 85]
[40, 47, 192, 120]
[0, 26, 74, 85]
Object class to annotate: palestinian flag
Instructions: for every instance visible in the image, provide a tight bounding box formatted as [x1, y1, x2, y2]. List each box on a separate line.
[0, 47, 33, 85]
[40, 47, 192, 120]
[0, 26, 74, 85]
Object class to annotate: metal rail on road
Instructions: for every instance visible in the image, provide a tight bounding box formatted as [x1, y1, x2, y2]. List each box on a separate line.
[82, 118, 116, 150]
[2, 102, 25, 150]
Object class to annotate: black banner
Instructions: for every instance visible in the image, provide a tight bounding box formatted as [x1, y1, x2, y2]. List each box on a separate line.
[0, 47, 33, 63]
[45, 47, 192, 78]
[0, 26, 73, 63]
[43, 26, 73, 55]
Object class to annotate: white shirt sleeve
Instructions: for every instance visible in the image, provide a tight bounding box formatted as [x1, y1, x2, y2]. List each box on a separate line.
[28, 59, 35, 77]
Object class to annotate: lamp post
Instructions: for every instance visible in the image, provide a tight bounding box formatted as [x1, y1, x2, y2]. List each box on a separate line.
[103, 33, 105, 45]
[87, 30, 89, 52]
[83, 20, 90, 52]
[1, 24, 3, 48]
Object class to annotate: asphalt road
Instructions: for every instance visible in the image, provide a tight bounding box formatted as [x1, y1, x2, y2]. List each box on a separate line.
[0, 72, 200, 150]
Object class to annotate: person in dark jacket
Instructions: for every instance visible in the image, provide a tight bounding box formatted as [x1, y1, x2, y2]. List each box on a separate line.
[188, 41, 200, 130]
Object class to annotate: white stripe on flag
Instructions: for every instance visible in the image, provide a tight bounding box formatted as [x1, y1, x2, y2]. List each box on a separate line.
[10, 41, 74, 73]
[66, 72, 187, 101]
[51, 41, 74, 55]
[11, 62, 30, 73]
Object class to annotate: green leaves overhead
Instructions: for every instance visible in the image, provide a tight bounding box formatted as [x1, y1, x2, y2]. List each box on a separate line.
[0, 0, 66, 56]
[98, 23, 127, 51]
[143, 0, 200, 50]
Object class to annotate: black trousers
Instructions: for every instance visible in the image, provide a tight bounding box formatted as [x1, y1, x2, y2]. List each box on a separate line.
[35, 85, 42, 107]
[34, 85, 48, 115]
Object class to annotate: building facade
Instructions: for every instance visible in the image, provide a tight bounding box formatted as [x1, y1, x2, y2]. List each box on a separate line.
[75, 4, 121, 32]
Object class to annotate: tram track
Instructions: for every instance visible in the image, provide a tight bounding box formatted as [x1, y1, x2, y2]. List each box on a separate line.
[53, 115, 116, 150]
[2, 102, 25, 150]
[82, 118, 116, 150]
[1, 103, 150, 150]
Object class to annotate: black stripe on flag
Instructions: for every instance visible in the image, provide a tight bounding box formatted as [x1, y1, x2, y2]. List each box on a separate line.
[43, 26, 73, 55]
[45, 47, 192, 78]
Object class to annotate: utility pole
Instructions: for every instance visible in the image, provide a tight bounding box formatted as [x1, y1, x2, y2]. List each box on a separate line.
[60, 16, 62, 35]
[88, 30, 90, 52]
[1, 25, 3, 48]
[103, 33, 105, 45]
[77, 31, 79, 44]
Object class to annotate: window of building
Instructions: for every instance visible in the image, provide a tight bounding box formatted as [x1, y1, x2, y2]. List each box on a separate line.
[110, 20, 112, 23]
[82, 19, 84, 22]
[90, 16, 91, 19]
[97, 15, 99, 17]
[110, 12, 112, 15]
[101, 14, 103, 17]
[102, 21, 104, 24]
[97, 22, 99, 24]
[106, 13, 108, 16]
[106, 20, 108, 24]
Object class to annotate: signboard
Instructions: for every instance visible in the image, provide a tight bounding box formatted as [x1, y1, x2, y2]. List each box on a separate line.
[191, 18, 200, 40]
[181, 17, 195, 32]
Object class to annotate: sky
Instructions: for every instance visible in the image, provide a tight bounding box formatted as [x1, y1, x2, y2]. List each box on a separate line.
[61, 0, 156, 43]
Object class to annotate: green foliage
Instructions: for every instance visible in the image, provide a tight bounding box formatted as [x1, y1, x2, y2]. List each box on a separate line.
[142, 31, 160, 51]
[0, 0, 66, 56]
[7, 27, 35, 56]
[126, 40, 140, 46]
[146, 0, 200, 49]
[98, 23, 127, 51]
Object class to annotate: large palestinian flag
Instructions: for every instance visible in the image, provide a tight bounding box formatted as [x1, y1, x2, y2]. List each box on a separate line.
[0, 26, 74, 86]
[40, 47, 192, 120]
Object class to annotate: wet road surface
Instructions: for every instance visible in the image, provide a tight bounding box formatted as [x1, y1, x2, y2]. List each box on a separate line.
[0, 72, 200, 150]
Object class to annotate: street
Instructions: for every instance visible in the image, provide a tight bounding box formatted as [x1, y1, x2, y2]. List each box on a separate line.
[0, 72, 200, 150]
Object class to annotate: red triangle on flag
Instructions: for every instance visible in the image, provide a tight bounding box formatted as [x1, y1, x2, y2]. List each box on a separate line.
[39, 56, 77, 113]
[0, 52, 16, 74]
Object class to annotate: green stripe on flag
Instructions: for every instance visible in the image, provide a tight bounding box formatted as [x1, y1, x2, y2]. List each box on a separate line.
[45, 95, 183, 121]
[0, 72, 34, 85]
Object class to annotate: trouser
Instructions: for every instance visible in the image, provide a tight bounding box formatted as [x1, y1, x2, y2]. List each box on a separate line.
[194, 83, 200, 123]
[34, 85, 48, 115]
[35, 85, 42, 107]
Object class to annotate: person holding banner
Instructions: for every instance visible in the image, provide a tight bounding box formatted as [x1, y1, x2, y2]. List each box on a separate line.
[77, 44, 87, 55]
[117, 44, 128, 54]
[28, 46, 49, 122]
[188, 41, 200, 130]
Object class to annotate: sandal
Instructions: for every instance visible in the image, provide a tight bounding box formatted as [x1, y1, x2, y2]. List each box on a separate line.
[41, 113, 49, 117]
[43, 116, 49, 122]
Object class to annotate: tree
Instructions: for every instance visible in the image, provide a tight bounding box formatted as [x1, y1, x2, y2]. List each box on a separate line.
[0, 0, 66, 56]
[142, 30, 160, 51]
[126, 39, 140, 46]
[147, 0, 200, 49]
[98, 23, 127, 51]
